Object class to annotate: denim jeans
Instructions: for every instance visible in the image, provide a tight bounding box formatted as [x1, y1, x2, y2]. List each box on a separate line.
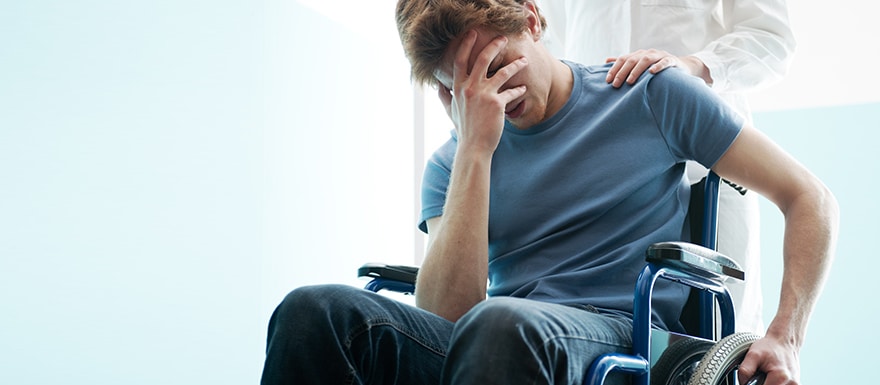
[261, 284, 634, 385]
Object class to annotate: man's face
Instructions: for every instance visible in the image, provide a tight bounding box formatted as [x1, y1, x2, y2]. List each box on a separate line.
[433, 27, 554, 129]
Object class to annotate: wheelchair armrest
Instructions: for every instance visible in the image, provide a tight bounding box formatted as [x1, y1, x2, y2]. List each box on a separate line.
[358, 263, 418, 294]
[358, 263, 419, 284]
[646, 241, 744, 281]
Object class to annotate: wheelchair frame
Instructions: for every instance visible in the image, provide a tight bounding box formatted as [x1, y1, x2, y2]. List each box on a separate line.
[585, 172, 739, 385]
[359, 172, 757, 385]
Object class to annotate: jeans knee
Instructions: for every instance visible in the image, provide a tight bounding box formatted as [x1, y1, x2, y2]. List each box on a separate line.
[451, 298, 633, 357]
[453, 297, 538, 345]
[281, 283, 352, 307]
[270, 284, 364, 331]
[443, 299, 633, 385]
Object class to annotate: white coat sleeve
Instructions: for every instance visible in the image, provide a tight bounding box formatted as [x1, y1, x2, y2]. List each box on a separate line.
[693, 0, 797, 93]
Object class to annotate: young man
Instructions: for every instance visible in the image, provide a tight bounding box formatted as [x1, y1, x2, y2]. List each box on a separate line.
[261, 1, 837, 384]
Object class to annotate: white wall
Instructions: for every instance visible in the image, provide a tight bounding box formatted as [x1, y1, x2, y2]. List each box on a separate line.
[0, 1, 414, 384]
[749, 1, 879, 111]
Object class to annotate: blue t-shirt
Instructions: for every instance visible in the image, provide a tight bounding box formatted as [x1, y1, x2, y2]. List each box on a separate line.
[419, 62, 744, 331]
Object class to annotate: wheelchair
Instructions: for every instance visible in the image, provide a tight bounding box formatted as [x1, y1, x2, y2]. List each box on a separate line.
[359, 172, 765, 385]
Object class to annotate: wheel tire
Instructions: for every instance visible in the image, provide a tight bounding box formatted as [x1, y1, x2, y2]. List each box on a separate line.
[687, 332, 762, 385]
[651, 338, 714, 385]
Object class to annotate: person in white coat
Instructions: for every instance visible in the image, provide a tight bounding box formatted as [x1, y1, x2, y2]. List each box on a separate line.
[537, 0, 797, 333]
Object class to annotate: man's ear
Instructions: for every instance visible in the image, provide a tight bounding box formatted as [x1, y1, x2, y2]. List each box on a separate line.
[523, 1, 542, 41]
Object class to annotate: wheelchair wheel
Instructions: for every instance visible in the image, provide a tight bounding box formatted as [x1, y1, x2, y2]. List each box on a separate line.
[687, 332, 763, 385]
[651, 338, 714, 385]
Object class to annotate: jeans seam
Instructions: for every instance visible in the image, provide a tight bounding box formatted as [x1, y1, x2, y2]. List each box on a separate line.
[344, 317, 448, 357]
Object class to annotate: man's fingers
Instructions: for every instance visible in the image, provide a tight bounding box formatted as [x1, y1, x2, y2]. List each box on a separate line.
[453, 31, 510, 93]
[473, 34, 508, 79]
[498, 85, 527, 105]
[737, 351, 760, 384]
[739, 360, 796, 385]
[489, 56, 528, 88]
[453, 30, 478, 80]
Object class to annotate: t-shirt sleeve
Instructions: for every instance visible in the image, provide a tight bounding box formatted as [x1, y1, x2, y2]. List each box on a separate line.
[644, 68, 745, 168]
[418, 137, 456, 233]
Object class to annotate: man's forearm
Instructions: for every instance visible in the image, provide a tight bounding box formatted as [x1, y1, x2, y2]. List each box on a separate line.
[767, 184, 839, 345]
[416, 150, 493, 322]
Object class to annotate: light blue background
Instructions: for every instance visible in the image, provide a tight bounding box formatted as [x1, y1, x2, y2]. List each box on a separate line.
[1, 1, 876, 384]
[1, 1, 415, 384]
[753, 103, 880, 382]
